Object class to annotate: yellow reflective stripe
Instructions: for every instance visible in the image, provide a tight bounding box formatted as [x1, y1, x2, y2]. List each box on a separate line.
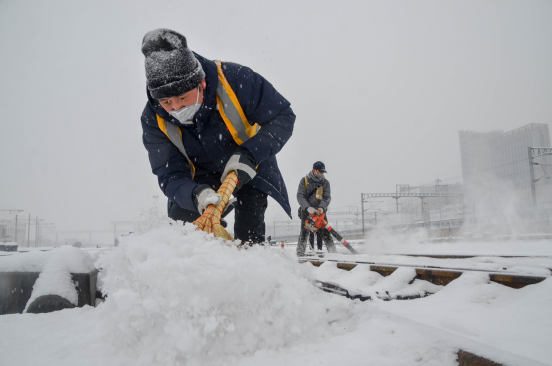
[156, 114, 195, 179]
[216, 94, 245, 145]
[157, 114, 167, 135]
[215, 60, 259, 139]
[304, 177, 307, 192]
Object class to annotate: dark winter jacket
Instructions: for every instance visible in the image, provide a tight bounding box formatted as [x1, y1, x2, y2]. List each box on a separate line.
[296, 172, 331, 210]
[141, 53, 295, 216]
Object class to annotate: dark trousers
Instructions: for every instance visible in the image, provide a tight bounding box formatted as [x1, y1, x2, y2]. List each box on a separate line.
[168, 172, 267, 243]
[309, 232, 323, 251]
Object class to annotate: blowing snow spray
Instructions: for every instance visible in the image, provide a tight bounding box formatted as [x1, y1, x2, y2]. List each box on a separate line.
[304, 213, 358, 254]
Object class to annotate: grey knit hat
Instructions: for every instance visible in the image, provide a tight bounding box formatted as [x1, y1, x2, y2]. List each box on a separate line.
[141, 29, 206, 99]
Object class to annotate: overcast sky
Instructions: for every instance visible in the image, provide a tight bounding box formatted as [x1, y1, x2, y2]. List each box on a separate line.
[1, 0, 551, 233]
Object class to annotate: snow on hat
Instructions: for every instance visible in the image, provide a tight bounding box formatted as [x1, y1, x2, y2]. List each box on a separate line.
[313, 161, 327, 173]
[141, 28, 206, 100]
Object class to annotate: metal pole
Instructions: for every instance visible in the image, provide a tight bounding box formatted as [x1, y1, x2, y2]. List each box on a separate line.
[27, 214, 31, 247]
[35, 216, 38, 248]
[361, 194, 365, 235]
[528, 147, 537, 209]
[14, 215, 18, 243]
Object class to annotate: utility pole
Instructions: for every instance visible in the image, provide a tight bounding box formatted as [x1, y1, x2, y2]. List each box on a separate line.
[528, 147, 537, 209]
[14, 215, 18, 243]
[27, 214, 31, 247]
[361, 194, 365, 235]
[35, 216, 39, 247]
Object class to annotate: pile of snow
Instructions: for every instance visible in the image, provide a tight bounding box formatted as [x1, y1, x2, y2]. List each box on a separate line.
[95, 223, 354, 365]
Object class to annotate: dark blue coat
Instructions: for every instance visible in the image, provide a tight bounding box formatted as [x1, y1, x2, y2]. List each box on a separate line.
[141, 53, 295, 217]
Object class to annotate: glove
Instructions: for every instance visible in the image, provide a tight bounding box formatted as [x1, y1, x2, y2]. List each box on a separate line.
[307, 207, 316, 214]
[193, 185, 222, 214]
[221, 148, 257, 191]
[316, 208, 324, 214]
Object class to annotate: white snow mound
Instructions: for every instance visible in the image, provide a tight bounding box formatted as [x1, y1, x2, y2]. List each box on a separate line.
[95, 223, 354, 365]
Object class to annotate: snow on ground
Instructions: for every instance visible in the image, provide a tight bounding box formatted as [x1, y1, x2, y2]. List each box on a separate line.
[307, 260, 552, 364]
[1, 225, 551, 365]
[373, 274, 552, 364]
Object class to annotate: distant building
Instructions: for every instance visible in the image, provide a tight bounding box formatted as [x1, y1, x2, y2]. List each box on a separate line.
[459, 129, 503, 186]
[459, 123, 552, 209]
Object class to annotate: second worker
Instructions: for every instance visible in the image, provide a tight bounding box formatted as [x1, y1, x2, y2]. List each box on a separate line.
[296, 161, 337, 256]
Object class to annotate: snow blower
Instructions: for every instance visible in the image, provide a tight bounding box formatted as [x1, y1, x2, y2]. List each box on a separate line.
[193, 171, 238, 240]
[304, 212, 358, 254]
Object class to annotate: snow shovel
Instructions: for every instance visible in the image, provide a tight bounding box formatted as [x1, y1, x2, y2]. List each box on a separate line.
[193, 171, 238, 240]
[304, 213, 358, 254]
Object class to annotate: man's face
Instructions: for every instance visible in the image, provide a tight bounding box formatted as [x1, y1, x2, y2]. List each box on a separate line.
[313, 169, 324, 175]
[158, 79, 207, 112]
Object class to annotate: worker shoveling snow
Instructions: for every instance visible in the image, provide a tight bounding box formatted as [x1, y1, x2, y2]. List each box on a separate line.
[94, 222, 356, 365]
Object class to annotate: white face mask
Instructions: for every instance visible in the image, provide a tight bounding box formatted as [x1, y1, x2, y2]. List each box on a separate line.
[168, 87, 202, 125]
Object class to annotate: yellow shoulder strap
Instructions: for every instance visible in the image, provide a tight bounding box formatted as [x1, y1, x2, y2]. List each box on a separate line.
[215, 60, 259, 145]
[156, 114, 196, 179]
[304, 176, 308, 192]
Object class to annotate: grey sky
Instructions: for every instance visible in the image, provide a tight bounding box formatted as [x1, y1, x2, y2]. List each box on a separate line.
[1, 0, 551, 232]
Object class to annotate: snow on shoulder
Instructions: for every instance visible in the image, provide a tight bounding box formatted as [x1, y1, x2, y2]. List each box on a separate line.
[95, 223, 354, 365]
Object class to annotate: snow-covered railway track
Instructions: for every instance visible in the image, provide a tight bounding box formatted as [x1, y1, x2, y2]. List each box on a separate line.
[301, 258, 549, 289]
[399, 253, 552, 259]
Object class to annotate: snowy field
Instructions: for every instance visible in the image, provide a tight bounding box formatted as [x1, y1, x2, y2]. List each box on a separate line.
[0, 223, 551, 365]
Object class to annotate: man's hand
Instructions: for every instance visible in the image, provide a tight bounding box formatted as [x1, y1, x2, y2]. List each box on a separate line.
[221, 148, 257, 190]
[307, 207, 316, 214]
[316, 208, 324, 214]
[193, 185, 222, 214]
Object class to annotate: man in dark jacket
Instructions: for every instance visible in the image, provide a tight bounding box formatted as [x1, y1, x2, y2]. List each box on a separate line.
[296, 162, 337, 256]
[140, 29, 295, 243]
